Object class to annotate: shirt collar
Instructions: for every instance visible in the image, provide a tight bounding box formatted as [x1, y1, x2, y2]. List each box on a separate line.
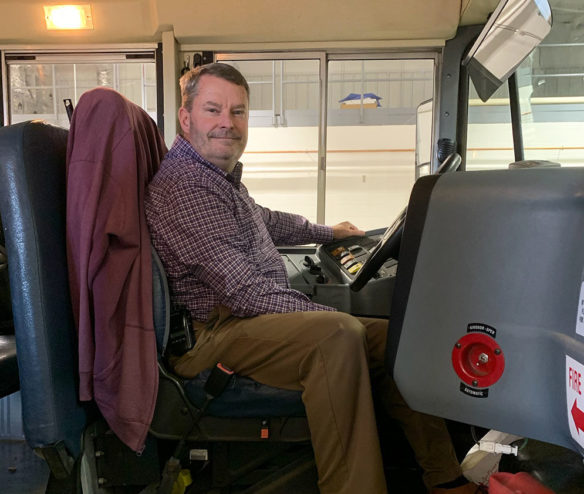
[172, 135, 243, 186]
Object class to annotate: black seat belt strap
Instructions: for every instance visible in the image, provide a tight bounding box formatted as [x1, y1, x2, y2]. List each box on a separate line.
[155, 363, 235, 494]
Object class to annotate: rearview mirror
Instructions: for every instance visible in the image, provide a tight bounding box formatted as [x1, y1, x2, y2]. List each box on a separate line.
[463, 0, 552, 102]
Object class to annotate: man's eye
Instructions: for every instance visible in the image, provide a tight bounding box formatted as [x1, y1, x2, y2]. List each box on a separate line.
[206, 108, 219, 113]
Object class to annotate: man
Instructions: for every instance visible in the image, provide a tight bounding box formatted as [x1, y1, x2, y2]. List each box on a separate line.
[145, 63, 481, 494]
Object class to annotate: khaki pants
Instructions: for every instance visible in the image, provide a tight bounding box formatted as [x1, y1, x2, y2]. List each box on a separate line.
[174, 306, 461, 494]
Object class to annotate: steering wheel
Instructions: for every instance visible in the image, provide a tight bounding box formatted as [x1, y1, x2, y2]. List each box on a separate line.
[349, 153, 461, 292]
[349, 208, 406, 291]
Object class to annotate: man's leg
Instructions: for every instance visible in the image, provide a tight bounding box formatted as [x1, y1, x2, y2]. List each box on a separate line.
[358, 317, 463, 490]
[174, 307, 388, 494]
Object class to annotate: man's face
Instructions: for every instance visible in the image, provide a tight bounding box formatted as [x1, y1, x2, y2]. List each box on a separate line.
[179, 74, 249, 172]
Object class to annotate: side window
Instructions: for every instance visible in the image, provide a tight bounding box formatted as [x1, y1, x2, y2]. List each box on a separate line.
[326, 59, 435, 230]
[222, 58, 321, 223]
[7, 54, 157, 128]
[466, 0, 584, 170]
[466, 82, 515, 171]
[517, 40, 584, 168]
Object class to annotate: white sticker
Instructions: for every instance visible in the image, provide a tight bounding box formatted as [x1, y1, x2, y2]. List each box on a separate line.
[577, 282, 584, 337]
[566, 356, 584, 449]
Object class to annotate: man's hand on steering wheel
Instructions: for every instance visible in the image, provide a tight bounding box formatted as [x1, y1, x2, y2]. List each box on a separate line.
[332, 221, 366, 240]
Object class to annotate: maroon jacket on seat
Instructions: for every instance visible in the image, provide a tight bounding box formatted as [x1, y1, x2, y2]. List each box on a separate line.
[66, 87, 167, 451]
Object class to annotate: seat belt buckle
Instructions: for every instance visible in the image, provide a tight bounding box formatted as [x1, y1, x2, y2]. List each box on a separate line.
[204, 362, 234, 398]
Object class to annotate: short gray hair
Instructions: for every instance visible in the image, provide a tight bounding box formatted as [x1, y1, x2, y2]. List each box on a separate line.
[179, 63, 250, 111]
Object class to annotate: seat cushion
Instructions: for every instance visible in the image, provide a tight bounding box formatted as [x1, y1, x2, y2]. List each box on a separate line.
[184, 369, 306, 417]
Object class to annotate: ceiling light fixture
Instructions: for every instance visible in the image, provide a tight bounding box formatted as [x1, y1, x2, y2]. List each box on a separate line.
[44, 5, 93, 30]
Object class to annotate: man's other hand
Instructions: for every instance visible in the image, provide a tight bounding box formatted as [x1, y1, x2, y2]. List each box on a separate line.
[332, 221, 366, 240]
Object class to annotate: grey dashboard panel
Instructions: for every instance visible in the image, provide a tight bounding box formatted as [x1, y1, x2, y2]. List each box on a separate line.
[389, 168, 584, 453]
[279, 229, 396, 318]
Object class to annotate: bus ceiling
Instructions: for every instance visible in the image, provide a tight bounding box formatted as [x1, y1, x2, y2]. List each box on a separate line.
[0, 0, 502, 47]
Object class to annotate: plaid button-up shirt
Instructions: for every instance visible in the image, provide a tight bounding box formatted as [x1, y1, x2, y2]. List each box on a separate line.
[145, 136, 335, 322]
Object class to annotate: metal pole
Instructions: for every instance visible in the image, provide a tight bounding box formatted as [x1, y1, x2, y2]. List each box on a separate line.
[456, 62, 469, 171]
[508, 72, 524, 162]
[272, 61, 277, 126]
[316, 53, 328, 224]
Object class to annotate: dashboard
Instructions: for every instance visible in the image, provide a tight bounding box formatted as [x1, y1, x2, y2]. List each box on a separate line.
[279, 228, 397, 317]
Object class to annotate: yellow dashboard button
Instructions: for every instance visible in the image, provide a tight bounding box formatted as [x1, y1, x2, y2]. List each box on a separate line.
[348, 262, 362, 274]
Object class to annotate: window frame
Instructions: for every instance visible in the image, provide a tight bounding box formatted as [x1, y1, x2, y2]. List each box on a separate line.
[2, 45, 160, 129]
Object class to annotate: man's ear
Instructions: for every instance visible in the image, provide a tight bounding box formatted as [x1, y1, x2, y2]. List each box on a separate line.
[178, 107, 190, 134]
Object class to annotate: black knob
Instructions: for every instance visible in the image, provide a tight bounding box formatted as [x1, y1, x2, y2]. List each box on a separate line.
[309, 264, 322, 275]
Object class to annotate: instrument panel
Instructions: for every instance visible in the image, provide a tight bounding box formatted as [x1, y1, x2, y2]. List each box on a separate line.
[279, 228, 397, 317]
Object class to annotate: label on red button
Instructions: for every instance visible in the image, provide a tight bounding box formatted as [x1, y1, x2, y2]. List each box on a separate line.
[467, 323, 497, 338]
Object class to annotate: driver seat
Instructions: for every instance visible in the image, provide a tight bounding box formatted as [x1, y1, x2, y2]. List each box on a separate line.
[0, 88, 316, 492]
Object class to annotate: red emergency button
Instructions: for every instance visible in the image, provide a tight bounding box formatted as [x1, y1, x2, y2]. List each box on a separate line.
[452, 333, 505, 388]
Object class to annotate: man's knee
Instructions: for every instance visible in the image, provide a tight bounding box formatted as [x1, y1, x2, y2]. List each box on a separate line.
[312, 311, 367, 349]
[300, 312, 369, 380]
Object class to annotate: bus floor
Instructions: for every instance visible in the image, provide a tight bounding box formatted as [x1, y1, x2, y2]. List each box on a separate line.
[1, 439, 49, 494]
[4, 434, 584, 493]
[0, 436, 428, 494]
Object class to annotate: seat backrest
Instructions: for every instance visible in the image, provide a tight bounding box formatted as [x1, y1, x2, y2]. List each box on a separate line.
[386, 168, 584, 454]
[0, 215, 14, 335]
[66, 87, 167, 452]
[152, 247, 171, 356]
[0, 121, 86, 457]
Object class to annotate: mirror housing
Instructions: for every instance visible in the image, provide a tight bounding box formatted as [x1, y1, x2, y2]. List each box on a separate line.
[463, 0, 552, 102]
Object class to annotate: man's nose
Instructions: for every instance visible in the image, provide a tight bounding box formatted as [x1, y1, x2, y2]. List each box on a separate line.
[219, 111, 234, 128]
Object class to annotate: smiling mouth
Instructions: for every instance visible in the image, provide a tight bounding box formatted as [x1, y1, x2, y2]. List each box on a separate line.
[211, 137, 241, 147]
[209, 132, 241, 140]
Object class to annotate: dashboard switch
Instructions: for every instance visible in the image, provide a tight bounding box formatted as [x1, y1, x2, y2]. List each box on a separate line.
[309, 264, 322, 274]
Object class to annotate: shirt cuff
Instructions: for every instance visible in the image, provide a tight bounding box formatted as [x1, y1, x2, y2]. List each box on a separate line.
[311, 224, 334, 244]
